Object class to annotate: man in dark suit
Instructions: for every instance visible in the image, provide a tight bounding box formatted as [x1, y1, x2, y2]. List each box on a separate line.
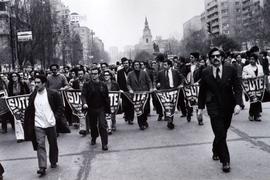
[156, 59, 183, 129]
[198, 48, 242, 173]
[117, 57, 134, 124]
[127, 60, 152, 130]
[24, 75, 70, 177]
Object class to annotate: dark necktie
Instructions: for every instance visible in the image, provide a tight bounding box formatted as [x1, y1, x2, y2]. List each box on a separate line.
[165, 70, 169, 87]
[216, 67, 220, 81]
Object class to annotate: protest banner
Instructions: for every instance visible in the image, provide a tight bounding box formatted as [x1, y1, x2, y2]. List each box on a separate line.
[108, 91, 121, 114]
[123, 92, 149, 116]
[63, 90, 87, 134]
[5, 94, 30, 140]
[242, 76, 265, 103]
[155, 88, 180, 118]
[182, 84, 200, 106]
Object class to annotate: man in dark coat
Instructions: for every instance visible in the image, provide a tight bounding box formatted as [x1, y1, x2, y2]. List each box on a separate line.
[156, 59, 183, 129]
[117, 57, 134, 124]
[24, 75, 70, 177]
[127, 60, 152, 130]
[198, 48, 242, 173]
[81, 68, 110, 151]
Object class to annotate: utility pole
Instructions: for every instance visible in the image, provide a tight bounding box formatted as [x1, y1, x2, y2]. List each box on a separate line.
[90, 29, 95, 63]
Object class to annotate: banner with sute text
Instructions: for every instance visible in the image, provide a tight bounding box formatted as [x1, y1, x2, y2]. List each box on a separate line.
[155, 88, 180, 118]
[242, 76, 265, 103]
[5, 94, 30, 140]
[183, 84, 199, 107]
[63, 90, 87, 133]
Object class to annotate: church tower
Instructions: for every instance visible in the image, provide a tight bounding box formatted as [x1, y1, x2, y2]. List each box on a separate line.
[142, 17, 152, 44]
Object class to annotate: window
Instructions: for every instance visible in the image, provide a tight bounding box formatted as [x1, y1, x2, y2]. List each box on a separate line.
[0, 2, 6, 11]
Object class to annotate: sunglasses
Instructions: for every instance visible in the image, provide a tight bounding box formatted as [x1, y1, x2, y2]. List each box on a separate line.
[210, 54, 221, 58]
[91, 73, 98, 75]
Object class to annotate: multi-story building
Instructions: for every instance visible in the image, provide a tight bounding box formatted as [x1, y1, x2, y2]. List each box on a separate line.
[241, 0, 264, 27]
[72, 25, 92, 65]
[109, 46, 119, 63]
[183, 15, 202, 39]
[204, 0, 239, 37]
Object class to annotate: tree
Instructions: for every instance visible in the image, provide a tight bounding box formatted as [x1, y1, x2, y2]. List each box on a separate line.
[134, 50, 153, 62]
[182, 29, 210, 56]
[212, 35, 241, 52]
[70, 34, 83, 65]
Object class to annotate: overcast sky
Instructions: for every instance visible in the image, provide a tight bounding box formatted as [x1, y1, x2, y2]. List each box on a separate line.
[64, 0, 205, 51]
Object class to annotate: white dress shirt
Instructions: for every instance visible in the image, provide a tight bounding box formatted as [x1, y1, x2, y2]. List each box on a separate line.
[34, 89, 56, 128]
[168, 68, 174, 88]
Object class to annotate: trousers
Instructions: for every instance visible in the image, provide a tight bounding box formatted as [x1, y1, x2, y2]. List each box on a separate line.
[35, 126, 58, 168]
[88, 110, 108, 146]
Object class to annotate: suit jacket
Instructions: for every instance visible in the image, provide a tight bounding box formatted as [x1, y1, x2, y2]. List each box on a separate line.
[24, 88, 70, 150]
[156, 69, 182, 90]
[127, 70, 152, 91]
[117, 68, 133, 92]
[198, 64, 242, 116]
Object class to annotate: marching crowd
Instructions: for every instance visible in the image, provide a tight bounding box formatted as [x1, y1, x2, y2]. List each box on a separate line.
[0, 45, 270, 177]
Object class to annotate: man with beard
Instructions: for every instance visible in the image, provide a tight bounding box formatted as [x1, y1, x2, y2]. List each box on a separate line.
[127, 60, 152, 130]
[198, 48, 242, 173]
[117, 57, 134, 124]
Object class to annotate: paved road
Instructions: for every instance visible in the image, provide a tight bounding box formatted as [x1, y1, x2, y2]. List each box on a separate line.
[1, 102, 270, 180]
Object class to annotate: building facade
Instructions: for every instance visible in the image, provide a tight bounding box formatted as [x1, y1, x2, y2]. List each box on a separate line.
[183, 15, 202, 39]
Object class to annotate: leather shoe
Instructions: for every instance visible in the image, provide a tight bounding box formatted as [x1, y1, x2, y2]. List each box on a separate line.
[139, 126, 145, 130]
[212, 154, 219, 161]
[167, 122, 175, 129]
[254, 116, 261, 122]
[187, 116, 191, 122]
[91, 138, 96, 145]
[128, 120, 134, 125]
[222, 162, 230, 173]
[37, 168, 46, 176]
[102, 145, 108, 151]
[198, 121, 204, 126]
[51, 163, 57, 168]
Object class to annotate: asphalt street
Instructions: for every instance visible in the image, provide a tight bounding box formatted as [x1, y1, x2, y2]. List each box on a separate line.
[1, 102, 270, 180]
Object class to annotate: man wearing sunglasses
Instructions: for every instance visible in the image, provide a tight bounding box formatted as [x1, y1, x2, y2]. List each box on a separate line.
[197, 47, 242, 173]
